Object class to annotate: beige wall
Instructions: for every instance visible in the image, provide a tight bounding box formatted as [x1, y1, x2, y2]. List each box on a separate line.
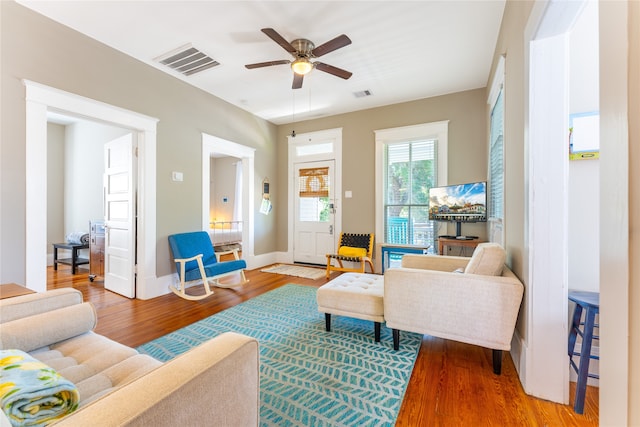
[275, 88, 488, 252]
[485, 0, 533, 347]
[0, 1, 278, 282]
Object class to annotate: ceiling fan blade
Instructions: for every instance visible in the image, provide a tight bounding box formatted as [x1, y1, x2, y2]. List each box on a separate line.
[315, 62, 353, 80]
[245, 60, 290, 69]
[261, 28, 297, 54]
[311, 34, 352, 57]
[292, 73, 304, 89]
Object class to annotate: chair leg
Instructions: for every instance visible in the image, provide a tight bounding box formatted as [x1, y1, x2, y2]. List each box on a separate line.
[393, 329, 400, 350]
[374, 322, 381, 342]
[574, 307, 597, 414]
[325, 256, 332, 278]
[492, 349, 502, 375]
[325, 313, 331, 332]
[366, 259, 375, 274]
[169, 258, 215, 301]
[169, 274, 214, 301]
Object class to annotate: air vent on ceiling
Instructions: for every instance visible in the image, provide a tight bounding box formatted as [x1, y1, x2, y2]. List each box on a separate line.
[353, 90, 373, 98]
[155, 44, 219, 76]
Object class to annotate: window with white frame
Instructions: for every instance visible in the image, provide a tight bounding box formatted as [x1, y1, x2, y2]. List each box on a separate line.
[488, 56, 505, 243]
[375, 122, 448, 254]
[489, 89, 504, 219]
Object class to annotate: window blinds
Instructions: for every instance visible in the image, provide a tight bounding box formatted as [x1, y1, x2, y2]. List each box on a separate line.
[298, 167, 329, 198]
[489, 89, 504, 220]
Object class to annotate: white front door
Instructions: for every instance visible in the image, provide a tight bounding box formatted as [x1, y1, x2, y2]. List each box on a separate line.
[104, 134, 136, 298]
[293, 160, 336, 265]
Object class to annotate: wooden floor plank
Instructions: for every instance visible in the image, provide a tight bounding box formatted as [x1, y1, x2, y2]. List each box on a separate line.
[47, 265, 598, 425]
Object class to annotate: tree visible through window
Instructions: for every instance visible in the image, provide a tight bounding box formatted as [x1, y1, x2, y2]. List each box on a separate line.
[384, 140, 437, 250]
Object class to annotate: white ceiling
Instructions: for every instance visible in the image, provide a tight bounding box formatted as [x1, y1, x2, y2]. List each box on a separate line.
[18, 1, 505, 125]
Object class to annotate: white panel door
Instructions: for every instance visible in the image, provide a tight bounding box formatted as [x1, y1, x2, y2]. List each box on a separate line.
[104, 134, 136, 298]
[294, 160, 336, 264]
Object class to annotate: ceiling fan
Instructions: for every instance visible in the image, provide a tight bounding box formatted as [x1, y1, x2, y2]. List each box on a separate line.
[245, 28, 352, 89]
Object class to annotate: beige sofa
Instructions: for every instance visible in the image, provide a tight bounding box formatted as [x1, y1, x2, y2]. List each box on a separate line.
[0, 288, 259, 426]
[384, 243, 524, 374]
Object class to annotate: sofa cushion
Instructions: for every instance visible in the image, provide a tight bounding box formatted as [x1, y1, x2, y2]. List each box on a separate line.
[464, 242, 506, 276]
[31, 332, 162, 406]
[0, 288, 83, 323]
[0, 303, 97, 352]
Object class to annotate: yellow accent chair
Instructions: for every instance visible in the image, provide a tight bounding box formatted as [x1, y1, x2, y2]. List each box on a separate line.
[325, 233, 375, 278]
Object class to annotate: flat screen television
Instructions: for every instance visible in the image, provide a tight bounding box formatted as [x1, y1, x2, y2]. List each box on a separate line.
[428, 181, 487, 239]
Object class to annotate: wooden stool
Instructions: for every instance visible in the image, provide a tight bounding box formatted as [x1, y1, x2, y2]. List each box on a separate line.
[568, 290, 599, 414]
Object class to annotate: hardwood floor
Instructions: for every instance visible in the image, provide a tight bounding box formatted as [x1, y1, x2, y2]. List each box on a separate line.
[48, 265, 598, 426]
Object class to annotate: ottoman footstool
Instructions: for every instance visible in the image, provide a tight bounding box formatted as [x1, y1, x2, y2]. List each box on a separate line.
[316, 273, 384, 342]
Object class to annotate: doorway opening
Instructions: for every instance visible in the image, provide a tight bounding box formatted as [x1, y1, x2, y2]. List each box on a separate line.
[524, 0, 599, 403]
[46, 113, 131, 292]
[24, 80, 158, 297]
[201, 133, 255, 265]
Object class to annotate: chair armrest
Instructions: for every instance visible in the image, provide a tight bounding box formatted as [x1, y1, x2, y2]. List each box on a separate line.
[214, 249, 241, 262]
[173, 254, 203, 265]
[399, 254, 469, 272]
[0, 288, 83, 324]
[54, 332, 260, 427]
[384, 267, 524, 350]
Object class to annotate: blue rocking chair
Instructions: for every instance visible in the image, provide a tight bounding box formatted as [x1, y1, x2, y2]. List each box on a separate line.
[168, 231, 248, 300]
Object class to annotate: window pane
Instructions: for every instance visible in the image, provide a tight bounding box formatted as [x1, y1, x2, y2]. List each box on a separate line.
[299, 197, 329, 222]
[410, 206, 433, 247]
[410, 141, 436, 204]
[489, 89, 504, 219]
[385, 209, 408, 244]
[296, 142, 333, 157]
[384, 140, 437, 253]
[386, 143, 409, 205]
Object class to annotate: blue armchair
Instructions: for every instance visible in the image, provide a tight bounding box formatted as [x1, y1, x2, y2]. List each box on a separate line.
[168, 231, 248, 300]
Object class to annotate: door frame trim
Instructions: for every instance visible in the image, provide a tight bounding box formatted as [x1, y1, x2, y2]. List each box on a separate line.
[287, 128, 343, 264]
[23, 80, 158, 297]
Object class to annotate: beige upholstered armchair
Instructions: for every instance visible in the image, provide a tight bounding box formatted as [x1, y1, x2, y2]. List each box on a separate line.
[384, 243, 524, 374]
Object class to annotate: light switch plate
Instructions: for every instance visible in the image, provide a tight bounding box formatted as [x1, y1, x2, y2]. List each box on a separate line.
[345, 190, 353, 198]
[172, 171, 183, 182]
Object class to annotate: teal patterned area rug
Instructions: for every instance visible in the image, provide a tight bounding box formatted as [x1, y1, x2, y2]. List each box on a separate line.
[137, 284, 422, 426]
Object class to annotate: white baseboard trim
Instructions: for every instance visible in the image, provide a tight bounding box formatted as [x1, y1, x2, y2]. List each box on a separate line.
[138, 252, 284, 300]
[275, 251, 294, 264]
[246, 252, 279, 270]
[137, 274, 172, 300]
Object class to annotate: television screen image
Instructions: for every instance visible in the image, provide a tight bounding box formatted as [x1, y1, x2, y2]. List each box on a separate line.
[428, 181, 487, 224]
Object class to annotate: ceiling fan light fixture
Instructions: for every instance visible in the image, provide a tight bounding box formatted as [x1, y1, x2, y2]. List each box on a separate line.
[291, 58, 313, 75]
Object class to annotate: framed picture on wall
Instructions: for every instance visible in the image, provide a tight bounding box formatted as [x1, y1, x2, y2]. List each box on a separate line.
[569, 111, 599, 160]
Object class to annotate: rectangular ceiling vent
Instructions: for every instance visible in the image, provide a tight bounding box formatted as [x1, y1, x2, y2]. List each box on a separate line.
[353, 90, 373, 98]
[155, 44, 219, 76]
